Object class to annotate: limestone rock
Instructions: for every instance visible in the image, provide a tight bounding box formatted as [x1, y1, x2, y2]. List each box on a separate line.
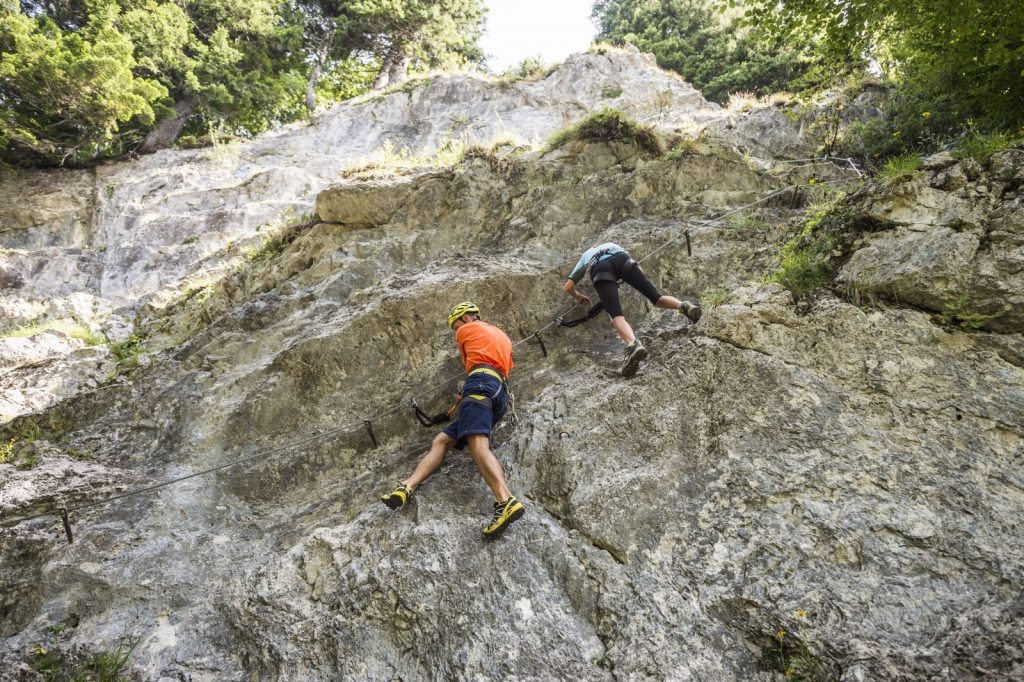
[837, 158, 1024, 332]
[1, 50, 1021, 682]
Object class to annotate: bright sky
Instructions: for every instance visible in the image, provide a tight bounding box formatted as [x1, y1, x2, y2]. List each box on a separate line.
[481, 0, 598, 73]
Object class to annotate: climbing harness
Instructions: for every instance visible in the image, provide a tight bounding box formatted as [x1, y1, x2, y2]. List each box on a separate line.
[590, 256, 639, 285]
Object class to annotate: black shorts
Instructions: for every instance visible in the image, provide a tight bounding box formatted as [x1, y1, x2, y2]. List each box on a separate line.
[591, 252, 663, 318]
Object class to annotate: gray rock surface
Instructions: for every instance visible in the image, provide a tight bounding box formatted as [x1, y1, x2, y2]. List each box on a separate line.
[2, 49, 1022, 682]
[837, 150, 1024, 332]
[4, 46, 802, 423]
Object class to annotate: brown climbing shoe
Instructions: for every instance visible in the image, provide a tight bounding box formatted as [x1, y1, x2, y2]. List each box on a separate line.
[621, 340, 648, 378]
[680, 301, 702, 323]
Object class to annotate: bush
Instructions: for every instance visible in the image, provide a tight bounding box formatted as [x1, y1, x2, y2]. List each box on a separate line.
[764, 238, 832, 295]
[547, 109, 663, 155]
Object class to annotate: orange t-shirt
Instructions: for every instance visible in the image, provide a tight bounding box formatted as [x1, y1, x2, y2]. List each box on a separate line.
[455, 320, 514, 379]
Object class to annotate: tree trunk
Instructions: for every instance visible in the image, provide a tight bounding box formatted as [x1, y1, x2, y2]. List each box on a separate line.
[305, 61, 323, 113]
[387, 52, 409, 84]
[138, 95, 199, 154]
[373, 45, 409, 90]
[305, 33, 334, 113]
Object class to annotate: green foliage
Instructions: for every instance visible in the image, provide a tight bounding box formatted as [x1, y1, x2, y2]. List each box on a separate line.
[763, 189, 847, 295]
[492, 57, 556, 90]
[663, 134, 706, 159]
[305, 0, 485, 95]
[702, 288, 732, 307]
[459, 140, 525, 179]
[2, 0, 486, 164]
[592, 0, 816, 103]
[0, 4, 165, 165]
[548, 109, 663, 155]
[315, 57, 378, 103]
[1, 320, 105, 345]
[63, 446, 96, 461]
[0, 436, 39, 469]
[245, 209, 316, 262]
[600, 84, 623, 99]
[953, 129, 1024, 164]
[877, 153, 921, 182]
[938, 295, 1000, 331]
[31, 644, 63, 681]
[761, 629, 820, 681]
[727, 212, 769, 233]
[30, 635, 139, 682]
[0, 437, 14, 464]
[108, 334, 144, 368]
[764, 238, 831, 295]
[338, 133, 517, 179]
[747, 0, 1024, 154]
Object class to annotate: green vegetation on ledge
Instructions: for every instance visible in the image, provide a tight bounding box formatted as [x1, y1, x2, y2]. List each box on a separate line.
[547, 109, 663, 155]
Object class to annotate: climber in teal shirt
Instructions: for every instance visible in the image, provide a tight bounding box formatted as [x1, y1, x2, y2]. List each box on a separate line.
[564, 241, 702, 377]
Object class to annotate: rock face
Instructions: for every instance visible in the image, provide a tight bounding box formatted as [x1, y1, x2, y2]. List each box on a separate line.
[837, 149, 1024, 333]
[2, 50, 1023, 682]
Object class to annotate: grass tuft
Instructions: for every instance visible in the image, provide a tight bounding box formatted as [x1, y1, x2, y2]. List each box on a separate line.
[493, 57, 556, 88]
[702, 288, 732, 307]
[953, 129, 1022, 164]
[109, 334, 145, 369]
[762, 189, 847, 296]
[938, 294, 1001, 330]
[1, 320, 105, 345]
[877, 152, 921, 182]
[547, 109, 663, 155]
[763, 239, 832, 295]
[31, 634, 139, 682]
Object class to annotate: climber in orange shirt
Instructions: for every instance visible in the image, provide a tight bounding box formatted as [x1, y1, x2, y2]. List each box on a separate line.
[381, 302, 525, 538]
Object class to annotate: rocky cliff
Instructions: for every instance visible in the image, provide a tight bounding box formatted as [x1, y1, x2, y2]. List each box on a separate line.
[1, 47, 1022, 681]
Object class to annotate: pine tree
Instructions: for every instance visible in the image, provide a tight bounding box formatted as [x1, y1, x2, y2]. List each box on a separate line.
[592, 0, 815, 102]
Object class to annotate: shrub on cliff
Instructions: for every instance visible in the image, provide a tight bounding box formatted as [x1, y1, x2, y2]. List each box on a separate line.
[548, 109, 663, 155]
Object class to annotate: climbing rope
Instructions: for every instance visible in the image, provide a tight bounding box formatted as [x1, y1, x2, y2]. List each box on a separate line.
[0, 160, 863, 542]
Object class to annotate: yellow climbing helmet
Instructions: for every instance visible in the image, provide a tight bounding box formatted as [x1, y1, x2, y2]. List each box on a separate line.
[448, 301, 481, 329]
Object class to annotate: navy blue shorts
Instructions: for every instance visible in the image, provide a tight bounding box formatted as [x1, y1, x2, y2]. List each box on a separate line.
[443, 372, 508, 448]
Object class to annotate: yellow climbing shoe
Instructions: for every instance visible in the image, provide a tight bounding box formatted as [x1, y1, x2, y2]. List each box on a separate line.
[381, 483, 413, 510]
[483, 495, 525, 537]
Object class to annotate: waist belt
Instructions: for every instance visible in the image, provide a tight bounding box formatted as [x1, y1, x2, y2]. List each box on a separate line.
[591, 256, 638, 284]
[469, 364, 507, 383]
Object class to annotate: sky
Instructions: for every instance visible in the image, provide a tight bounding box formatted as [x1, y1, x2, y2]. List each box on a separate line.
[480, 0, 599, 73]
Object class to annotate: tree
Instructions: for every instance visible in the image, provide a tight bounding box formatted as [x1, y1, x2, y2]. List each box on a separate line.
[592, 0, 815, 102]
[0, 0, 165, 164]
[297, 0, 485, 111]
[743, 0, 1024, 131]
[0, 0, 487, 164]
[123, 0, 307, 152]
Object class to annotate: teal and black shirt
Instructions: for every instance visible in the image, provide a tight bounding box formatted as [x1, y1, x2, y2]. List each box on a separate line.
[568, 242, 626, 283]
